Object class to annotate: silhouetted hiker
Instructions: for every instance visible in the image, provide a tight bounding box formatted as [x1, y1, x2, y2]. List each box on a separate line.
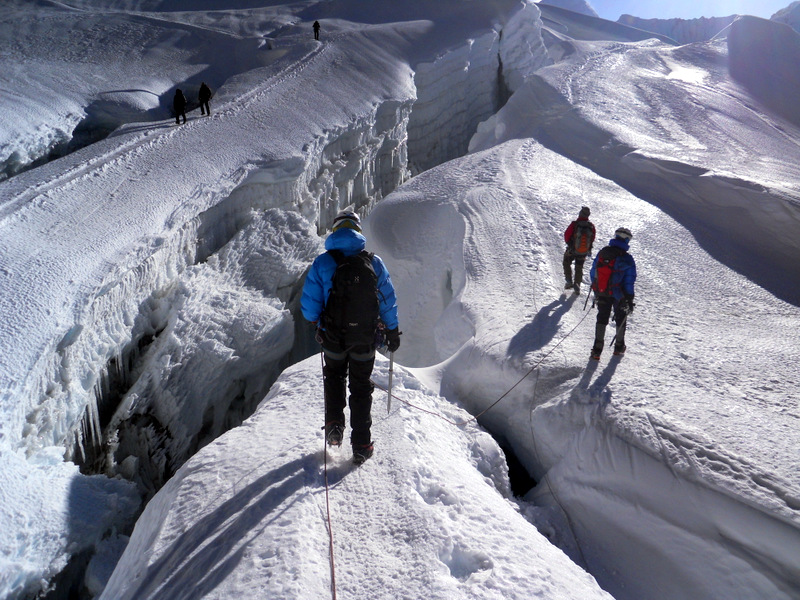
[301, 209, 400, 465]
[562, 206, 596, 295]
[173, 89, 186, 124]
[589, 227, 637, 359]
[313, 20, 320, 40]
[198, 82, 212, 116]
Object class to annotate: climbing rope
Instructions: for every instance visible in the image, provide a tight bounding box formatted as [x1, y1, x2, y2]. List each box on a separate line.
[320, 351, 338, 600]
[323, 291, 594, 598]
[371, 299, 595, 571]
[372, 306, 593, 426]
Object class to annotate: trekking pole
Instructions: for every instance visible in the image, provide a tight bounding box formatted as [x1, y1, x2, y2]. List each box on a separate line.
[387, 351, 394, 414]
[583, 287, 593, 310]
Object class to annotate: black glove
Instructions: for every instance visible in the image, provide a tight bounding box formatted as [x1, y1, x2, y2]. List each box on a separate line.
[386, 328, 401, 352]
[620, 296, 635, 315]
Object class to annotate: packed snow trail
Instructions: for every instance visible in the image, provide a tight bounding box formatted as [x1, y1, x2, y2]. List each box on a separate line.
[5, 2, 800, 599]
[101, 356, 614, 600]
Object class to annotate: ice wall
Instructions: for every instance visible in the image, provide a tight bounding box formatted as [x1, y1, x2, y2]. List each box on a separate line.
[432, 334, 800, 600]
[51, 95, 414, 497]
[526, 397, 800, 600]
[408, 32, 503, 174]
[617, 14, 736, 44]
[407, 2, 551, 174]
[22, 3, 550, 489]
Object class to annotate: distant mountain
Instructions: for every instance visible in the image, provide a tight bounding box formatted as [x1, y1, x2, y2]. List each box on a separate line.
[538, 0, 598, 19]
[772, 0, 800, 33]
[617, 14, 735, 43]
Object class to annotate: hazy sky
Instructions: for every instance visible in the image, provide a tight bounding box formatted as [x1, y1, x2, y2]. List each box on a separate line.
[587, 0, 792, 21]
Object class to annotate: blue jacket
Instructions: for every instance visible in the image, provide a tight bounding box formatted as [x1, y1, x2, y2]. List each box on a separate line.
[590, 237, 637, 300]
[301, 228, 399, 330]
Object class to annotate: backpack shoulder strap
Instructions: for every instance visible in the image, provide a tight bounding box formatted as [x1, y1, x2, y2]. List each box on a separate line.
[601, 245, 624, 258]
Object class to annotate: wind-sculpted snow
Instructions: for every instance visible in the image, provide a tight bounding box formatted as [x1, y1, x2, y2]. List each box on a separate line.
[536, 3, 678, 45]
[370, 138, 800, 598]
[527, 400, 800, 599]
[471, 33, 800, 306]
[0, 1, 553, 596]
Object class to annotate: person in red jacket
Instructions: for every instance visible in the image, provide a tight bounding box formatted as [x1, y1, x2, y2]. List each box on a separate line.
[562, 206, 596, 295]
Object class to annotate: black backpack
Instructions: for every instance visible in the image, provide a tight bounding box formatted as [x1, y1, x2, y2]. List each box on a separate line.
[322, 249, 380, 347]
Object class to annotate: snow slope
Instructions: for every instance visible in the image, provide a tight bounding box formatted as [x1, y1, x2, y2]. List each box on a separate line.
[107, 13, 800, 598]
[101, 356, 612, 600]
[472, 15, 800, 306]
[368, 137, 800, 598]
[773, 0, 800, 32]
[0, 0, 550, 597]
[2, 0, 800, 598]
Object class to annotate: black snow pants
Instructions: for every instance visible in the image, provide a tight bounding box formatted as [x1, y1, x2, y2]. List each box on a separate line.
[563, 248, 587, 286]
[322, 342, 375, 447]
[593, 296, 628, 350]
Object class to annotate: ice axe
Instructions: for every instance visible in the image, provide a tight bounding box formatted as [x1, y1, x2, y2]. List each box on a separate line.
[610, 306, 632, 346]
[387, 351, 394, 414]
[584, 286, 594, 310]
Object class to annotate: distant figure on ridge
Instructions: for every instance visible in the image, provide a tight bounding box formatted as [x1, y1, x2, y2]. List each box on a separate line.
[563, 206, 596, 295]
[313, 20, 321, 40]
[589, 227, 637, 359]
[173, 89, 187, 125]
[300, 209, 400, 465]
[198, 82, 212, 116]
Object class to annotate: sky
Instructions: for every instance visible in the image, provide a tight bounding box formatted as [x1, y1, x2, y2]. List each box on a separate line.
[2, 1, 800, 599]
[587, 0, 792, 20]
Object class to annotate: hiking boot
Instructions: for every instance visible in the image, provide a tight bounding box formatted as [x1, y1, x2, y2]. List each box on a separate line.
[564, 282, 574, 290]
[573, 284, 581, 296]
[613, 343, 626, 356]
[352, 443, 374, 465]
[590, 344, 603, 360]
[325, 422, 344, 447]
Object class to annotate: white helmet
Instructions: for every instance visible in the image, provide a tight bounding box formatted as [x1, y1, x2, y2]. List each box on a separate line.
[615, 227, 633, 241]
[332, 209, 361, 232]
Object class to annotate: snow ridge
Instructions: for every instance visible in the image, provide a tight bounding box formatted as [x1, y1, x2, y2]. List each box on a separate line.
[0, 5, 550, 595]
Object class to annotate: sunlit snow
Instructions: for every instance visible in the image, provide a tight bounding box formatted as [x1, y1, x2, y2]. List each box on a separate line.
[1, 1, 799, 599]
